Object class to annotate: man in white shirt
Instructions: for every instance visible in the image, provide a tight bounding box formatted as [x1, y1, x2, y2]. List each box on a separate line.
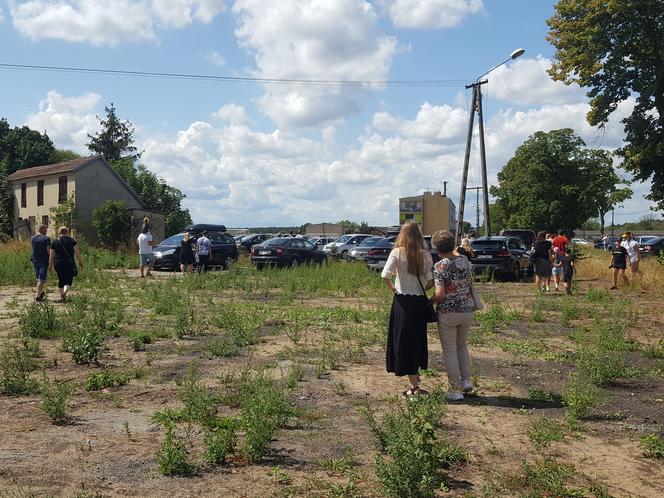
[196, 230, 212, 273]
[620, 232, 641, 276]
[137, 227, 155, 277]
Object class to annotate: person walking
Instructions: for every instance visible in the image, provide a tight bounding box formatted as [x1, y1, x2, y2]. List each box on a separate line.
[137, 226, 154, 277]
[179, 232, 196, 273]
[552, 247, 563, 291]
[552, 229, 569, 253]
[49, 226, 83, 302]
[620, 232, 641, 280]
[533, 231, 553, 293]
[609, 240, 629, 289]
[196, 230, 212, 273]
[431, 230, 480, 401]
[31, 224, 51, 302]
[381, 221, 433, 396]
[559, 250, 575, 295]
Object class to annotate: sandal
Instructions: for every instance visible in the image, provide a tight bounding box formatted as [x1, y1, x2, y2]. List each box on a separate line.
[402, 386, 429, 397]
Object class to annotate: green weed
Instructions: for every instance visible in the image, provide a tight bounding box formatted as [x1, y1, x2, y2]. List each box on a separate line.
[640, 432, 664, 459]
[562, 371, 605, 422]
[62, 330, 103, 364]
[129, 331, 152, 351]
[560, 297, 582, 327]
[527, 388, 555, 402]
[0, 339, 39, 395]
[585, 286, 613, 304]
[84, 368, 142, 391]
[178, 367, 218, 425]
[319, 448, 358, 475]
[155, 420, 197, 476]
[19, 302, 61, 338]
[528, 416, 565, 449]
[39, 371, 75, 424]
[203, 418, 237, 464]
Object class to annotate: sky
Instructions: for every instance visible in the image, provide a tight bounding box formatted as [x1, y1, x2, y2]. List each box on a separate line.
[0, 0, 659, 228]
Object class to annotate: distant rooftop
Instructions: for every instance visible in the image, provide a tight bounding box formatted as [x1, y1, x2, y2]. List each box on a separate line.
[7, 157, 98, 181]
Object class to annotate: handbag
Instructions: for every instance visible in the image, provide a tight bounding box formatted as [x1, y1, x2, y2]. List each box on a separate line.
[417, 275, 438, 323]
[60, 237, 78, 277]
[466, 258, 483, 310]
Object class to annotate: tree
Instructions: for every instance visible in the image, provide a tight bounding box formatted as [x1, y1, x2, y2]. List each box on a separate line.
[87, 103, 140, 162]
[0, 119, 56, 174]
[92, 200, 135, 249]
[51, 149, 83, 163]
[487, 203, 507, 235]
[547, 0, 664, 211]
[490, 129, 628, 233]
[50, 194, 77, 231]
[0, 163, 13, 240]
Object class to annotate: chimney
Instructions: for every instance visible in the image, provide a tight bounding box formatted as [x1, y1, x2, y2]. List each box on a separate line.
[443, 181, 447, 196]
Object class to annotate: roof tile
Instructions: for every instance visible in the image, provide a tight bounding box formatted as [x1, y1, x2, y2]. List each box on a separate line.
[7, 157, 98, 181]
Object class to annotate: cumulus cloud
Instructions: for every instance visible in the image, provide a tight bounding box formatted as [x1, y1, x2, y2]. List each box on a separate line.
[212, 103, 248, 125]
[381, 0, 483, 29]
[25, 91, 101, 152]
[10, 0, 226, 46]
[204, 50, 226, 68]
[232, 0, 398, 127]
[488, 56, 586, 106]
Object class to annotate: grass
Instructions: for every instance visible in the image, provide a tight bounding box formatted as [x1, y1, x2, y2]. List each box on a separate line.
[528, 416, 565, 449]
[19, 302, 61, 339]
[0, 338, 39, 396]
[39, 371, 75, 424]
[84, 368, 143, 391]
[639, 432, 664, 459]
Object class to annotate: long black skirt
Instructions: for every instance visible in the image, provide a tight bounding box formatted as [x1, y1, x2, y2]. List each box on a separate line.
[386, 293, 428, 376]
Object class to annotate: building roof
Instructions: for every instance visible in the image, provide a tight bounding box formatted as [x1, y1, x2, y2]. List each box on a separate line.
[7, 157, 98, 181]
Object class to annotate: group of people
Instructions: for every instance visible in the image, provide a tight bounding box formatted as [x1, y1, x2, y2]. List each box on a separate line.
[531, 230, 576, 294]
[30, 224, 84, 303]
[136, 217, 213, 276]
[609, 231, 641, 289]
[381, 221, 482, 401]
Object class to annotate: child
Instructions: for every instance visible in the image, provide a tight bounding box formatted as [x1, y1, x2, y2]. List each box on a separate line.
[552, 247, 563, 291]
[559, 251, 575, 295]
[609, 241, 629, 289]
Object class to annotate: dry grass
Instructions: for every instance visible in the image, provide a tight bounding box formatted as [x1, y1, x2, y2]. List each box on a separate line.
[576, 248, 664, 289]
[0, 239, 30, 253]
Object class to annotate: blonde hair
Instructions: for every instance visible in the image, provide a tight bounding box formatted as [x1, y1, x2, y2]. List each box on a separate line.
[394, 221, 426, 276]
[143, 216, 150, 224]
[461, 238, 472, 252]
[58, 226, 69, 235]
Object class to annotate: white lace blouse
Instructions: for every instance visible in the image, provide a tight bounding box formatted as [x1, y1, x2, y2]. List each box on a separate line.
[381, 247, 434, 295]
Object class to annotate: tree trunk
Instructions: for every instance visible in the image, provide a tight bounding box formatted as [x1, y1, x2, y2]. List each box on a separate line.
[598, 208, 606, 236]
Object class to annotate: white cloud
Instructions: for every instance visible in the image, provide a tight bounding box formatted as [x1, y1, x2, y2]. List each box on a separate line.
[232, 0, 398, 127]
[9, 0, 225, 46]
[488, 56, 586, 106]
[381, 0, 483, 29]
[212, 103, 248, 125]
[25, 91, 101, 152]
[204, 50, 226, 68]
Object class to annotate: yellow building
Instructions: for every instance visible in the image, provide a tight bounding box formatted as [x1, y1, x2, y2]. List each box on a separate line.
[399, 191, 456, 236]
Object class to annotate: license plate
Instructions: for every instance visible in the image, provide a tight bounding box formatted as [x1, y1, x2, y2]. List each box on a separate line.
[477, 255, 492, 259]
[259, 250, 271, 255]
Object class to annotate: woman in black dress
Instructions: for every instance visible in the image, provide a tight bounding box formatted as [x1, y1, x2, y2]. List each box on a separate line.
[381, 221, 433, 396]
[180, 232, 196, 273]
[532, 230, 553, 293]
[48, 226, 84, 302]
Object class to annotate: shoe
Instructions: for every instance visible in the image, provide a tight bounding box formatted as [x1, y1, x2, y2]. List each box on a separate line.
[35, 292, 45, 302]
[610, 286, 618, 290]
[462, 380, 474, 393]
[446, 391, 464, 401]
[566, 289, 572, 295]
[546, 286, 550, 293]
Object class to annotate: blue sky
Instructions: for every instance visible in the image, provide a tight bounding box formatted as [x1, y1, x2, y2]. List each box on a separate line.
[0, 0, 657, 227]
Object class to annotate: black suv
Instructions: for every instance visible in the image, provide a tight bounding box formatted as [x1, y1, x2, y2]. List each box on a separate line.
[237, 233, 273, 252]
[153, 224, 238, 270]
[470, 236, 532, 279]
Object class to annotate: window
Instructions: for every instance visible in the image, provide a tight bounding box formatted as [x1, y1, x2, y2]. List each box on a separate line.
[42, 215, 49, 227]
[21, 183, 27, 208]
[37, 180, 44, 206]
[58, 176, 68, 203]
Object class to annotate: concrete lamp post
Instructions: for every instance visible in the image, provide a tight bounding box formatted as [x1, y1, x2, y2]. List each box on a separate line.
[456, 48, 525, 243]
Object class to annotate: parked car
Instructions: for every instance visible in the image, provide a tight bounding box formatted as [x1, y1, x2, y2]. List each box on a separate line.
[237, 233, 273, 251]
[594, 236, 620, 250]
[469, 236, 531, 280]
[309, 237, 336, 249]
[641, 236, 664, 257]
[636, 235, 660, 246]
[250, 238, 327, 268]
[571, 237, 593, 246]
[499, 229, 537, 249]
[323, 234, 373, 258]
[153, 225, 238, 270]
[365, 238, 394, 271]
[347, 237, 386, 261]
[423, 235, 441, 264]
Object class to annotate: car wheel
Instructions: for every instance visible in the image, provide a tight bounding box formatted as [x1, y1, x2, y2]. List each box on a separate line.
[512, 262, 520, 281]
[340, 250, 348, 259]
[290, 257, 299, 268]
[222, 256, 234, 270]
[320, 256, 328, 266]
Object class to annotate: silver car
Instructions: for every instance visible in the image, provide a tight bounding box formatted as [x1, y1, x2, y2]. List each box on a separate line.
[347, 237, 387, 261]
[323, 234, 373, 258]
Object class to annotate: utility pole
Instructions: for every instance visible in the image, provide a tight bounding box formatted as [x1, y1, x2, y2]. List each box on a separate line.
[466, 186, 482, 232]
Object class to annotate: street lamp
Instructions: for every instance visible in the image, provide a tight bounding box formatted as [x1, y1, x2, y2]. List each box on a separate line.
[456, 48, 525, 243]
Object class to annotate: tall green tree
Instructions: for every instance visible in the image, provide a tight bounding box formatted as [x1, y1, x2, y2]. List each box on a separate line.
[86, 103, 140, 162]
[547, 0, 664, 211]
[88, 107, 192, 236]
[0, 118, 56, 174]
[490, 129, 628, 233]
[92, 200, 134, 248]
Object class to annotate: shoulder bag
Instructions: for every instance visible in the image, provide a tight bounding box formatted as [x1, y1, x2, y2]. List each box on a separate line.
[417, 276, 438, 323]
[60, 237, 78, 277]
[466, 258, 483, 310]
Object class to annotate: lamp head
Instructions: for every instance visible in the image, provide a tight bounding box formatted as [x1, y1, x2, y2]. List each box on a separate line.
[511, 48, 525, 59]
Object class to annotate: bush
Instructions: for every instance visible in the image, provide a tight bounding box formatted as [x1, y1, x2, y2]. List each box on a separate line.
[155, 420, 197, 476]
[203, 418, 237, 464]
[0, 339, 38, 395]
[63, 330, 103, 364]
[129, 331, 152, 351]
[92, 200, 134, 249]
[84, 368, 142, 391]
[20, 302, 60, 338]
[178, 368, 217, 425]
[40, 371, 74, 424]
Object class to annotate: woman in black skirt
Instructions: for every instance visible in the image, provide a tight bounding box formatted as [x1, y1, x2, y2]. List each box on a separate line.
[381, 221, 433, 396]
[49, 226, 84, 302]
[180, 232, 196, 273]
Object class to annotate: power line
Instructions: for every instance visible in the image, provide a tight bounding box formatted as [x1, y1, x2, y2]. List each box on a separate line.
[0, 62, 467, 88]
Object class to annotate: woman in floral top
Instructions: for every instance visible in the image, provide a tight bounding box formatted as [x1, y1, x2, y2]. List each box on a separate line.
[431, 230, 479, 401]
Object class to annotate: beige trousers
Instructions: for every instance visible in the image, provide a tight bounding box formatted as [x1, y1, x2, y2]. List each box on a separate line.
[437, 312, 474, 390]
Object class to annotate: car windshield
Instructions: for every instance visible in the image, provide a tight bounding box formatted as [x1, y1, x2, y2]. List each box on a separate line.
[358, 237, 383, 247]
[471, 240, 505, 250]
[159, 234, 184, 246]
[263, 238, 290, 246]
[335, 235, 352, 243]
[374, 239, 394, 248]
[240, 235, 257, 242]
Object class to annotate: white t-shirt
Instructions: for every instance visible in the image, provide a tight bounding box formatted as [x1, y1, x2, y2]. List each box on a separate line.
[621, 239, 639, 261]
[137, 232, 153, 254]
[197, 236, 211, 256]
[381, 247, 433, 295]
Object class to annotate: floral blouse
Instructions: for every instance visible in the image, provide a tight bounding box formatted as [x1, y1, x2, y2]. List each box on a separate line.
[433, 255, 475, 314]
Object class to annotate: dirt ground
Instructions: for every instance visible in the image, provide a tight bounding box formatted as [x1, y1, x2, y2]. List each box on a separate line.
[0, 267, 663, 498]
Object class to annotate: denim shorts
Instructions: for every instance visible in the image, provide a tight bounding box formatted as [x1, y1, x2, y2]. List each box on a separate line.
[33, 262, 48, 282]
[139, 253, 153, 266]
[552, 266, 562, 276]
